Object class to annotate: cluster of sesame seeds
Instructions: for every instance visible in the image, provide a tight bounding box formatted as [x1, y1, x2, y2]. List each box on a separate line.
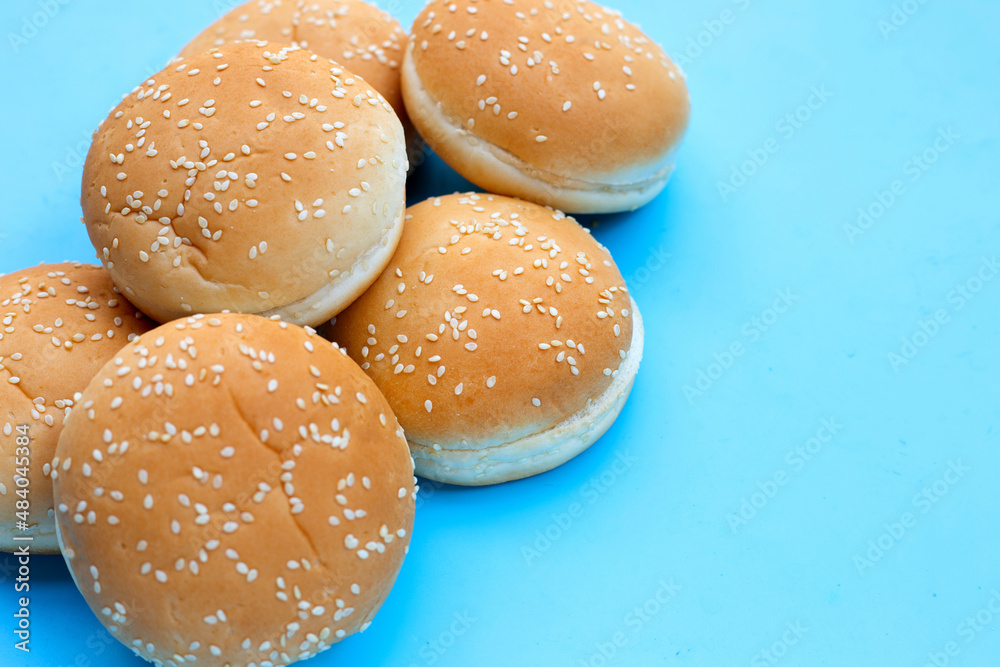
[86, 41, 406, 319]
[334, 193, 633, 444]
[181, 0, 408, 114]
[0, 264, 152, 549]
[412, 0, 686, 158]
[52, 313, 414, 665]
[0, 265, 147, 434]
[298, 1, 407, 75]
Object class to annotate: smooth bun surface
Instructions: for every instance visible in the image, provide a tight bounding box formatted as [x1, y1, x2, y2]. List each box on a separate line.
[403, 0, 690, 213]
[82, 41, 407, 326]
[52, 312, 415, 666]
[179, 0, 408, 121]
[0, 262, 152, 553]
[327, 193, 642, 484]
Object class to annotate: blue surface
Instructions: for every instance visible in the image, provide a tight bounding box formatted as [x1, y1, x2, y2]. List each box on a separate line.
[1, 0, 999, 665]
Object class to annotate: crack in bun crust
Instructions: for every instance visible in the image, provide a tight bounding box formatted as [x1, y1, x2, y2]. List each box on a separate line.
[52, 312, 416, 666]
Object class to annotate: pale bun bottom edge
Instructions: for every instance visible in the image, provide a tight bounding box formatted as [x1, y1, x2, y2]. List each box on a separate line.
[0, 524, 59, 554]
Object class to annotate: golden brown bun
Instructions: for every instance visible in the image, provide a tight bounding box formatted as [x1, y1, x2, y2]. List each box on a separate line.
[52, 312, 415, 666]
[402, 0, 690, 214]
[326, 193, 642, 484]
[82, 41, 407, 327]
[179, 0, 409, 123]
[0, 262, 153, 553]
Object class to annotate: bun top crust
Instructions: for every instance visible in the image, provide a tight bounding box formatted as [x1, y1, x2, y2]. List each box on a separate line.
[52, 313, 415, 665]
[179, 0, 408, 119]
[181, 0, 299, 50]
[82, 41, 407, 325]
[407, 0, 690, 183]
[0, 262, 152, 550]
[328, 193, 636, 449]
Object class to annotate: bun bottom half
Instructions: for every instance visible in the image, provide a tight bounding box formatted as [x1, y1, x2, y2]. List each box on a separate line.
[401, 53, 675, 215]
[410, 299, 644, 485]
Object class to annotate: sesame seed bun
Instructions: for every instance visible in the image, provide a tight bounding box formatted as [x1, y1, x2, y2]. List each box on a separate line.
[179, 0, 409, 125]
[52, 312, 415, 666]
[82, 41, 408, 327]
[0, 262, 153, 553]
[326, 193, 643, 485]
[402, 0, 690, 214]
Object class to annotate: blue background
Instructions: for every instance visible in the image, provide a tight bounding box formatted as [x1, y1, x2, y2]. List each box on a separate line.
[2, 0, 999, 665]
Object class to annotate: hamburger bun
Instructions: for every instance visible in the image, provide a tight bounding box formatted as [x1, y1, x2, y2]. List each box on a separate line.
[82, 41, 408, 327]
[179, 0, 409, 124]
[402, 0, 690, 214]
[326, 193, 643, 485]
[52, 312, 415, 666]
[1, 262, 153, 553]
